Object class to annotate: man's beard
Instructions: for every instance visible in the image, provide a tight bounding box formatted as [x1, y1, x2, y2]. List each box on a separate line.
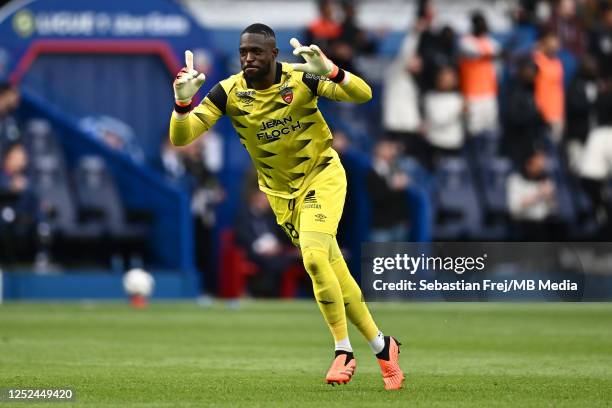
[244, 63, 271, 81]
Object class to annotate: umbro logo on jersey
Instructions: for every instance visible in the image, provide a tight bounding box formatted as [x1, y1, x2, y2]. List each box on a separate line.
[236, 90, 255, 98]
[280, 86, 293, 104]
[236, 90, 255, 105]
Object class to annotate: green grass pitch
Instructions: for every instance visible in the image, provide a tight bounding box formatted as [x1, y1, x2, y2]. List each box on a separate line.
[1, 301, 611, 407]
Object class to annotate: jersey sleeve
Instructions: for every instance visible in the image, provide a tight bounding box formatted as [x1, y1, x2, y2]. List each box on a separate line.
[303, 70, 372, 104]
[169, 82, 228, 146]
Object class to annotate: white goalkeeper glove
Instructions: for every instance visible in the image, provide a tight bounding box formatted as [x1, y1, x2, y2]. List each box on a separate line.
[173, 50, 206, 105]
[290, 38, 340, 79]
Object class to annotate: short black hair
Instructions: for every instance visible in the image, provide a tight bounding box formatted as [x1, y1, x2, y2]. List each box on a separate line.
[471, 11, 488, 35]
[241, 23, 276, 41]
[417, 0, 430, 19]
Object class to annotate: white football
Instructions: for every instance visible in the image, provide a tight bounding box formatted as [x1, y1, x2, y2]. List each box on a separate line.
[123, 268, 155, 297]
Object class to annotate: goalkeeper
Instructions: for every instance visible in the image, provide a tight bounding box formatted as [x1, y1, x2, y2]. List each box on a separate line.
[169, 23, 404, 390]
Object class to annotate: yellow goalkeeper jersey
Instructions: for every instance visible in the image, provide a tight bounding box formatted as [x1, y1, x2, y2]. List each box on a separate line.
[169, 62, 371, 199]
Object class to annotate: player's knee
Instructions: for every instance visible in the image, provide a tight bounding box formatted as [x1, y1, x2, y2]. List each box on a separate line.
[300, 231, 333, 280]
[301, 247, 328, 278]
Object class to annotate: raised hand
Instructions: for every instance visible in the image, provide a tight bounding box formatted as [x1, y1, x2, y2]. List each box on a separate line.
[173, 50, 206, 105]
[290, 38, 337, 78]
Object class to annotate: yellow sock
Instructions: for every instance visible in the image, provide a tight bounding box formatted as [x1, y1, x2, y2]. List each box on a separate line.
[300, 231, 348, 343]
[329, 239, 380, 341]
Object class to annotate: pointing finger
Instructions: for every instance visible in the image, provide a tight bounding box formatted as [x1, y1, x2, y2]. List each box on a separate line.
[289, 38, 302, 50]
[185, 50, 194, 71]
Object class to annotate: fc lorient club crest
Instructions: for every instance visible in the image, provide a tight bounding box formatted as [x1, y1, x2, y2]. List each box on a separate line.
[280, 86, 293, 104]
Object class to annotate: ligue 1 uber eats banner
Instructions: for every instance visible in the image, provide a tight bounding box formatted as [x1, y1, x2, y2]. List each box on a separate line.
[0, 0, 220, 82]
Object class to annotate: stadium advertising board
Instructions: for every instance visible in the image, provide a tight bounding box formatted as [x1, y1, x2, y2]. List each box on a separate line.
[0, 0, 216, 82]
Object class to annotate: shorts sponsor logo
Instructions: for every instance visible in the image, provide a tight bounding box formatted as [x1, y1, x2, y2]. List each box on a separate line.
[315, 213, 327, 222]
[304, 190, 317, 203]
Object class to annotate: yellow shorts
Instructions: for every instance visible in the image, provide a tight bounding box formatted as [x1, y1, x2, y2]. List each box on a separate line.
[266, 160, 347, 246]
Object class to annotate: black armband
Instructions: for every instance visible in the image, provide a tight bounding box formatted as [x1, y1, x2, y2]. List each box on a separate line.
[329, 69, 346, 84]
[174, 102, 192, 114]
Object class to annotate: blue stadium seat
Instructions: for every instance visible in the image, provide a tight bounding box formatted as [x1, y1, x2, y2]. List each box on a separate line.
[471, 155, 513, 240]
[25, 119, 62, 157]
[31, 155, 103, 249]
[433, 157, 483, 240]
[23, 119, 69, 182]
[480, 157, 512, 216]
[547, 150, 577, 226]
[569, 181, 599, 238]
[399, 156, 432, 190]
[73, 155, 148, 259]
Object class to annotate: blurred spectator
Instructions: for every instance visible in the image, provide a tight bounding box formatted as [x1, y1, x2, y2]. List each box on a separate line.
[334, 1, 377, 74]
[548, 0, 587, 56]
[459, 11, 500, 137]
[502, 57, 548, 164]
[366, 140, 411, 242]
[581, 87, 612, 180]
[331, 128, 351, 155]
[180, 138, 224, 297]
[159, 134, 224, 297]
[305, 0, 342, 58]
[235, 187, 298, 297]
[160, 138, 186, 182]
[589, 3, 612, 79]
[423, 66, 464, 163]
[533, 29, 565, 140]
[79, 115, 144, 163]
[507, 149, 562, 240]
[0, 83, 21, 146]
[382, 19, 424, 163]
[0, 143, 38, 262]
[514, 0, 539, 26]
[437, 25, 458, 65]
[564, 55, 599, 171]
[579, 87, 612, 237]
[416, 0, 458, 92]
[182, 139, 224, 233]
[1, 144, 29, 194]
[505, 1, 542, 58]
